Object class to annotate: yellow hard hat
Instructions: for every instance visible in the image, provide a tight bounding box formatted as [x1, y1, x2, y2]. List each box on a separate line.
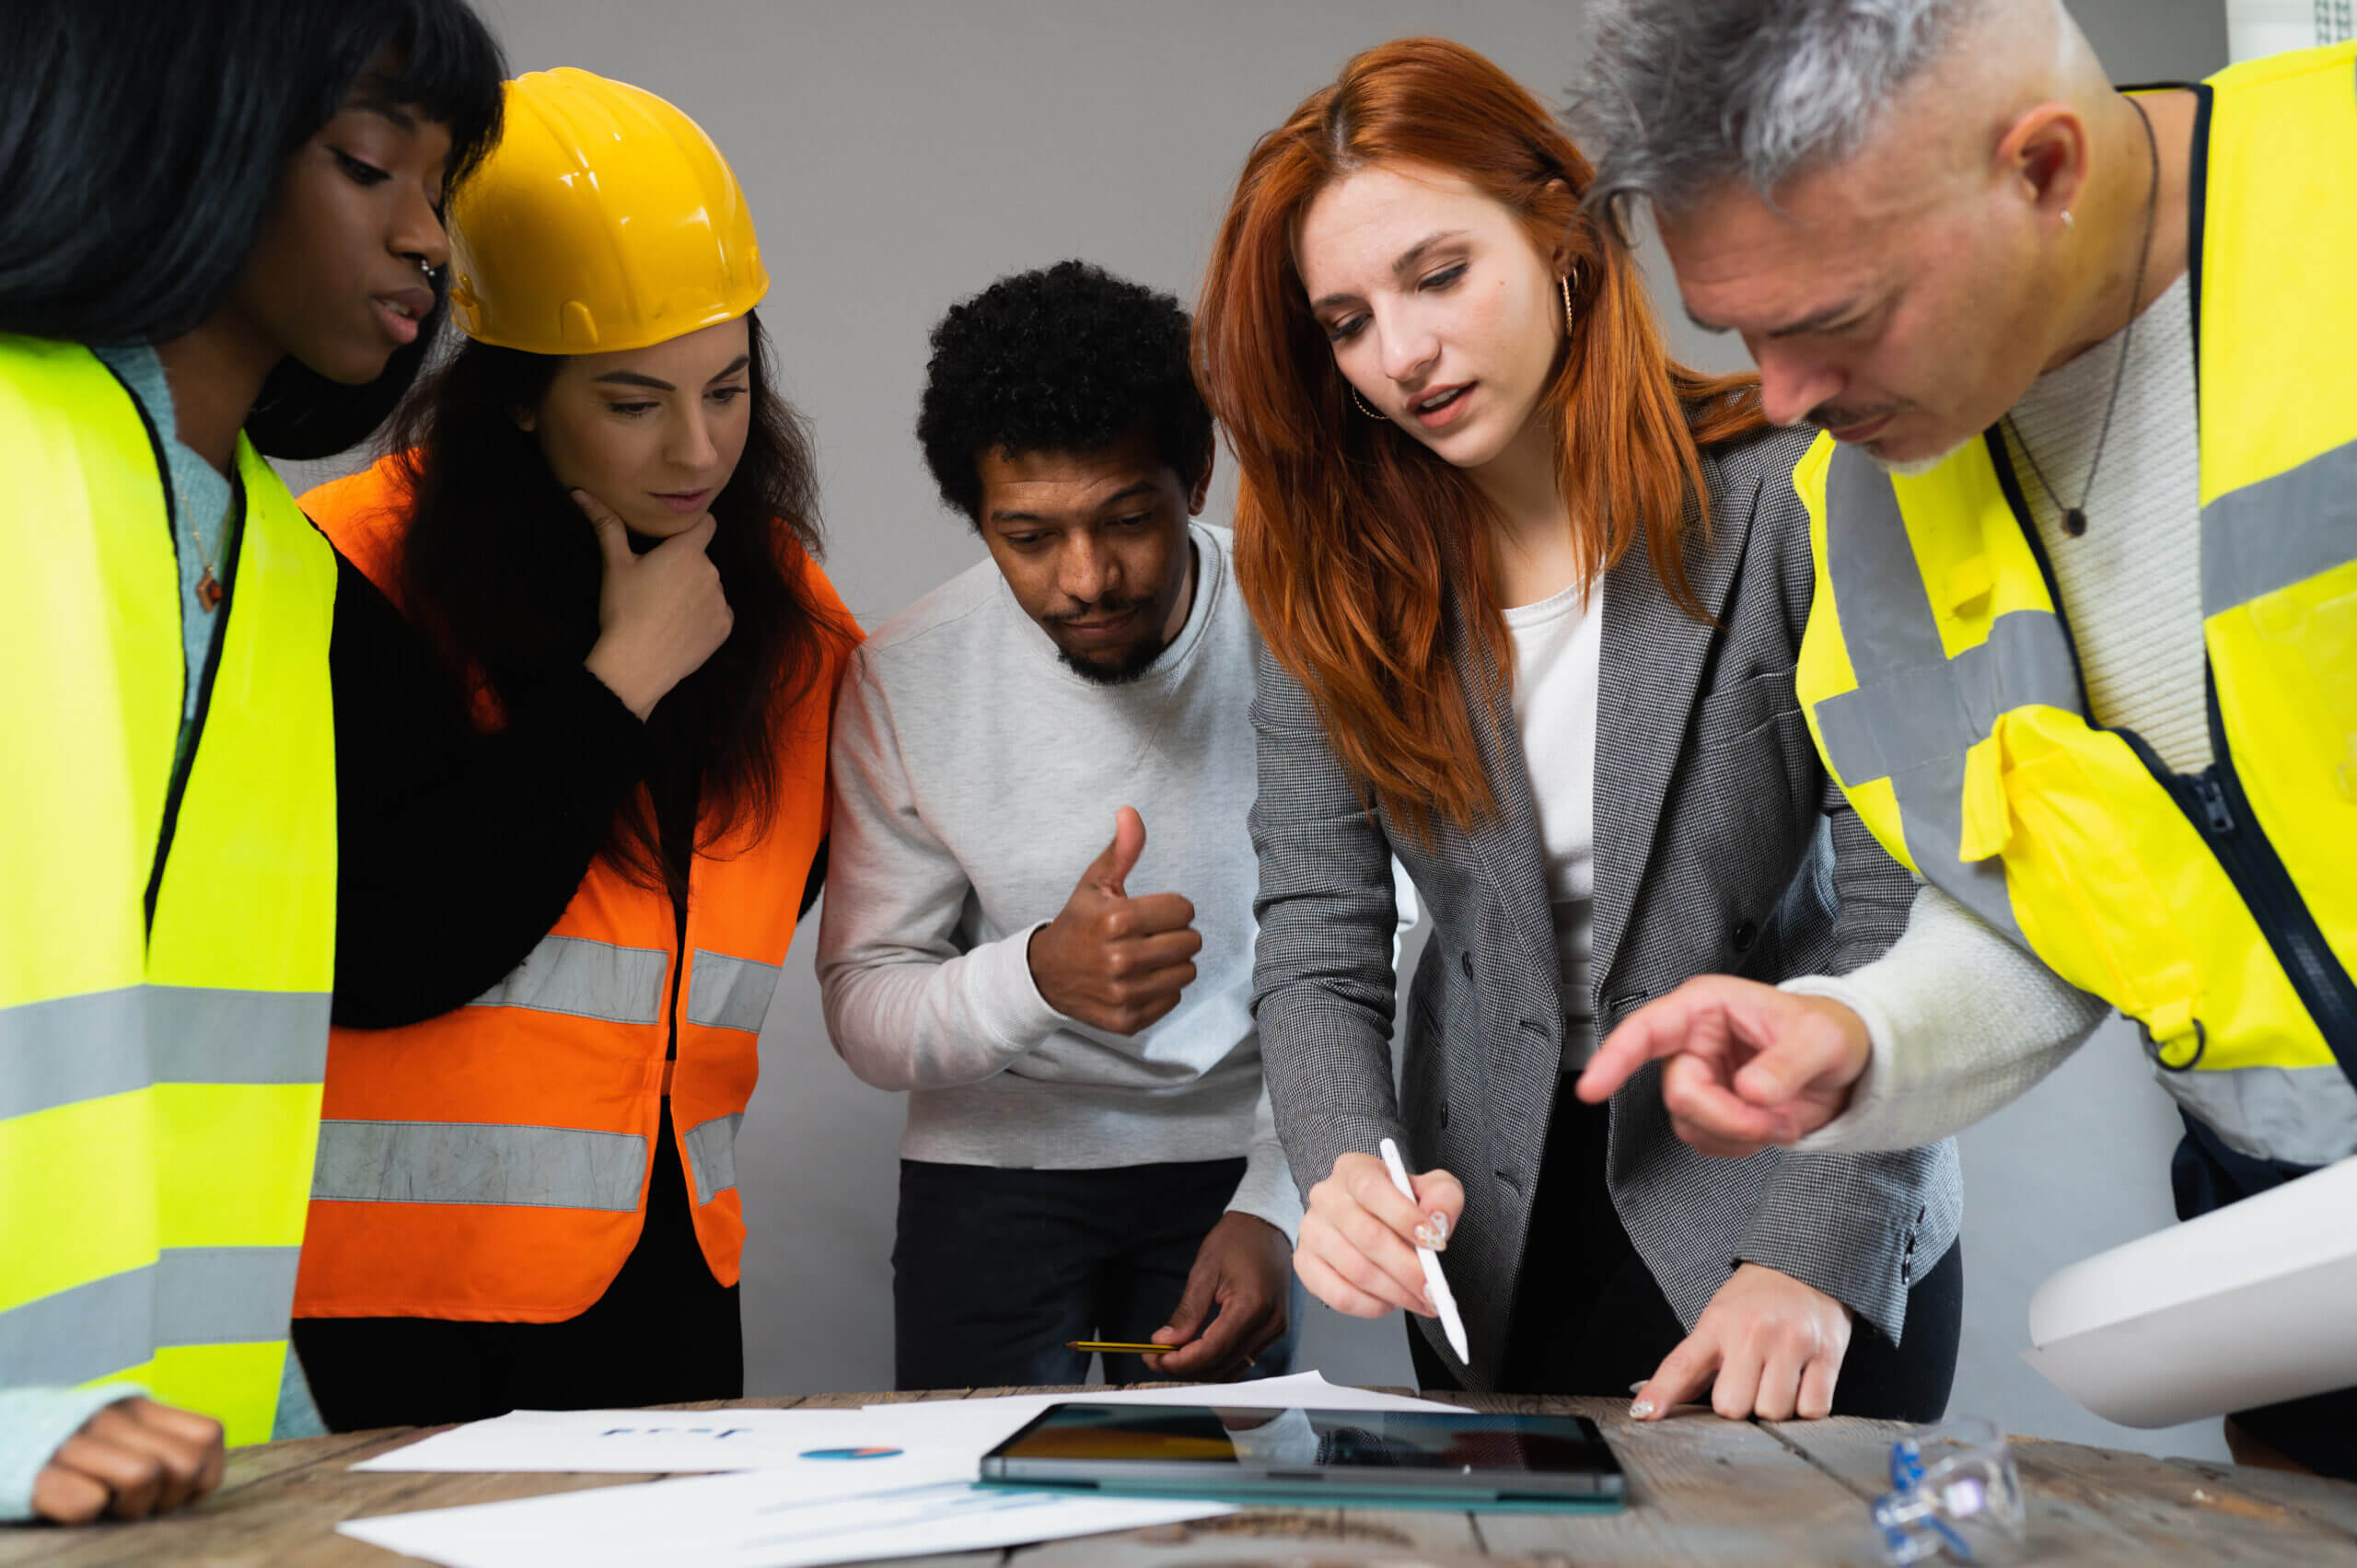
[447, 67, 767, 354]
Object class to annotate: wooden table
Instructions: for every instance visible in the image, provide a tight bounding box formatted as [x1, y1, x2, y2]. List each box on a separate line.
[6, 1388, 2354, 1566]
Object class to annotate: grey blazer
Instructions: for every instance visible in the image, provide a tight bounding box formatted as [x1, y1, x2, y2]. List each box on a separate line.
[1249, 423, 1962, 1391]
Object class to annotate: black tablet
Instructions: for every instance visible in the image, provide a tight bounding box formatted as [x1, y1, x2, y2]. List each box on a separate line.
[978, 1402, 1625, 1512]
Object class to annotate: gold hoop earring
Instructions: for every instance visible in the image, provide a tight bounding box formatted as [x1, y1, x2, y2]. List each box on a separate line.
[1560, 269, 1579, 331]
[1350, 385, 1387, 421]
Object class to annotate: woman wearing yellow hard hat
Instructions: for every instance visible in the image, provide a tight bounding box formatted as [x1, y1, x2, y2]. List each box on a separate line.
[285, 67, 860, 1428]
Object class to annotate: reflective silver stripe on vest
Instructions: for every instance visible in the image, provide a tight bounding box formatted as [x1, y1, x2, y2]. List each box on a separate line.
[1816, 446, 2042, 942]
[683, 947, 782, 1032]
[1813, 610, 2082, 785]
[2153, 1061, 2357, 1167]
[309, 1120, 647, 1211]
[0, 1246, 301, 1388]
[2202, 436, 2357, 614]
[469, 934, 669, 1025]
[684, 950, 781, 1033]
[681, 1112, 745, 1206]
[0, 985, 328, 1121]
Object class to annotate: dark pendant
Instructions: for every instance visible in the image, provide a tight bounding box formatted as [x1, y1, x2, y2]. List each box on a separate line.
[197, 567, 223, 611]
[2061, 506, 2088, 538]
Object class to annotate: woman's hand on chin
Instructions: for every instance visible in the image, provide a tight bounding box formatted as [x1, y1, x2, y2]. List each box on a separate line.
[576, 488, 733, 719]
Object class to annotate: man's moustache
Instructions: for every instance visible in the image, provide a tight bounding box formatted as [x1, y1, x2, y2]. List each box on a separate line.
[1047, 599, 1141, 625]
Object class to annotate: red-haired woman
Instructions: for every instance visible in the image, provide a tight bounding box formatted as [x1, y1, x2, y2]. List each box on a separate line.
[1196, 37, 1961, 1421]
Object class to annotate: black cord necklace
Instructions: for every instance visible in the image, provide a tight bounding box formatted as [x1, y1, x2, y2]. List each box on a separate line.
[2008, 94, 2160, 540]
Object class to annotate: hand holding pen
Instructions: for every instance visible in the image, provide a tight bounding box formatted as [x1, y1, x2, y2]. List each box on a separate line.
[1291, 1144, 1471, 1362]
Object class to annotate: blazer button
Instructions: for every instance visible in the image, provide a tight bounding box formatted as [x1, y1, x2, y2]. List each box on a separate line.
[1732, 919, 1759, 952]
[1460, 950, 1474, 980]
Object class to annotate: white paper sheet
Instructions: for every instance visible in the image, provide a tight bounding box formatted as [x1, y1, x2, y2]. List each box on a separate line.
[857, 1368, 1461, 1453]
[354, 1407, 960, 1475]
[337, 1473, 1229, 1568]
[2022, 1154, 2357, 1427]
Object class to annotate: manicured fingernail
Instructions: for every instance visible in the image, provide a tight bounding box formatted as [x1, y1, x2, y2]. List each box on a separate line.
[1415, 1212, 1450, 1249]
[1629, 1400, 1655, 1419]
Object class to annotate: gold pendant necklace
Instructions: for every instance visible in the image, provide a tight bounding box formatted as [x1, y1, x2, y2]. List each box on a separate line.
[191, 489, 230, 611]
[2009, 95, 2160, 541]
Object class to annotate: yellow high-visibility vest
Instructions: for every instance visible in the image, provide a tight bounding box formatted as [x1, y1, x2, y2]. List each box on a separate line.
[0, 335, 338, 1444]
[1793, 42, 2357, 1172]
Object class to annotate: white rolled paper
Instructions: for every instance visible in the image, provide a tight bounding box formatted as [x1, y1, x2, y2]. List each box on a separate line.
[2021, 1155, 2357, 1429]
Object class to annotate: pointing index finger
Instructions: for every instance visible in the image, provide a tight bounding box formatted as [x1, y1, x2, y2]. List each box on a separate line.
[1576, 993, 1694, 1102]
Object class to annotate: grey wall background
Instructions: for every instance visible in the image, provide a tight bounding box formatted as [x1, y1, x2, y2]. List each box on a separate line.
[286, 0, 2232, 1459]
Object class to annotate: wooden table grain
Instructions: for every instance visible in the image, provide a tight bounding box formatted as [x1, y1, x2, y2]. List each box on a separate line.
[5, 1387, 2353, 1567]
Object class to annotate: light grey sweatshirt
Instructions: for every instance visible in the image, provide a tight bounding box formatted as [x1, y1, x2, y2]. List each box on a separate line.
[817, 523, 1301, 1238]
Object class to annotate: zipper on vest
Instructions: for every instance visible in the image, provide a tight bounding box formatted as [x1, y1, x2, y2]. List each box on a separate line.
[2189, 772, 2235, 834]
[2148, 680, 2357, 1061]
[1987, 430, 2357, 1064]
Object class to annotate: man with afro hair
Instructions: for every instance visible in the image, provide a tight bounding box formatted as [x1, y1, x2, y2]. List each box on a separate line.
[818, 261, 1298, 1388]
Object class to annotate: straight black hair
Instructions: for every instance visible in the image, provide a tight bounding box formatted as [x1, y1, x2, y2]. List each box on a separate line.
[389, 311, 846, 900]
[0, 0, 505, 457]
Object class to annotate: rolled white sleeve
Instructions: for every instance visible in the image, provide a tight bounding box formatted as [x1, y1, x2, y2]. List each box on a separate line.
[0, 1384, 146, 1522]
[1781, 884, 2110, 1151]
[1223, 1083, 1304, 1244]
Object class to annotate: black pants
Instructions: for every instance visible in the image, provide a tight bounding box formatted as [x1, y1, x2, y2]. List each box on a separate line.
[2173, 1114, 2356, 1481]
[293, 1115, 742, 1431]
[1411, 1094, 1961, 1422]
[892, 1156, 1295, 1391]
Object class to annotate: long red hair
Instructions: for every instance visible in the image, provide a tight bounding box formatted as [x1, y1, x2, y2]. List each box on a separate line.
[1193, 36, 1762, 836]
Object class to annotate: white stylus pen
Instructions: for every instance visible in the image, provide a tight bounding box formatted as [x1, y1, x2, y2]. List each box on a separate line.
[1377, 1137, 1470, 1365]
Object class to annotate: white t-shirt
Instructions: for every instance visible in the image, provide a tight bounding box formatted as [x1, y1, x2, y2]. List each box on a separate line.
[1504, 576, 1604, 1063]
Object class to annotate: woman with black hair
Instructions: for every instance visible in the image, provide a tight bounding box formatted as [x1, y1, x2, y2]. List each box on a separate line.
[285, 69, 858, 1430]
[0, 0, 505, 1526]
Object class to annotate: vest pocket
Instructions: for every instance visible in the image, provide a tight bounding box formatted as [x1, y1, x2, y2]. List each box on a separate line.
[1991, 722, 2204, 1050]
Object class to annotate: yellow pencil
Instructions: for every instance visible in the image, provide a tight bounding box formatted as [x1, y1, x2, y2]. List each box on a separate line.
[1065, 1340, 1175, 1354]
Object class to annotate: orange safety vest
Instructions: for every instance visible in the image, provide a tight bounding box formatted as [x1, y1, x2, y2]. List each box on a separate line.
[290, 455, 856, 1321]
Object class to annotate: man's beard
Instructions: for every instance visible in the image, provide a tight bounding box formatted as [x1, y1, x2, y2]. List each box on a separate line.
[1869, 435, 1976, 478]
[1058, 634, 1170, 686]
[1806, 399, 1975, 478]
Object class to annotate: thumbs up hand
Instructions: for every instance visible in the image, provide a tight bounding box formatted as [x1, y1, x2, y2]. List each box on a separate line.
[576, 488, 734, 720]
[1026, 807, 1202, 1034]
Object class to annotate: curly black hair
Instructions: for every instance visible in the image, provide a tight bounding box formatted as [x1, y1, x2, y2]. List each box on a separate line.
[917, 260, 1213, 528]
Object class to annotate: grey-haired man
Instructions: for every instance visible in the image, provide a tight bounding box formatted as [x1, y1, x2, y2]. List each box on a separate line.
[1570, 0, 2357, 1479]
